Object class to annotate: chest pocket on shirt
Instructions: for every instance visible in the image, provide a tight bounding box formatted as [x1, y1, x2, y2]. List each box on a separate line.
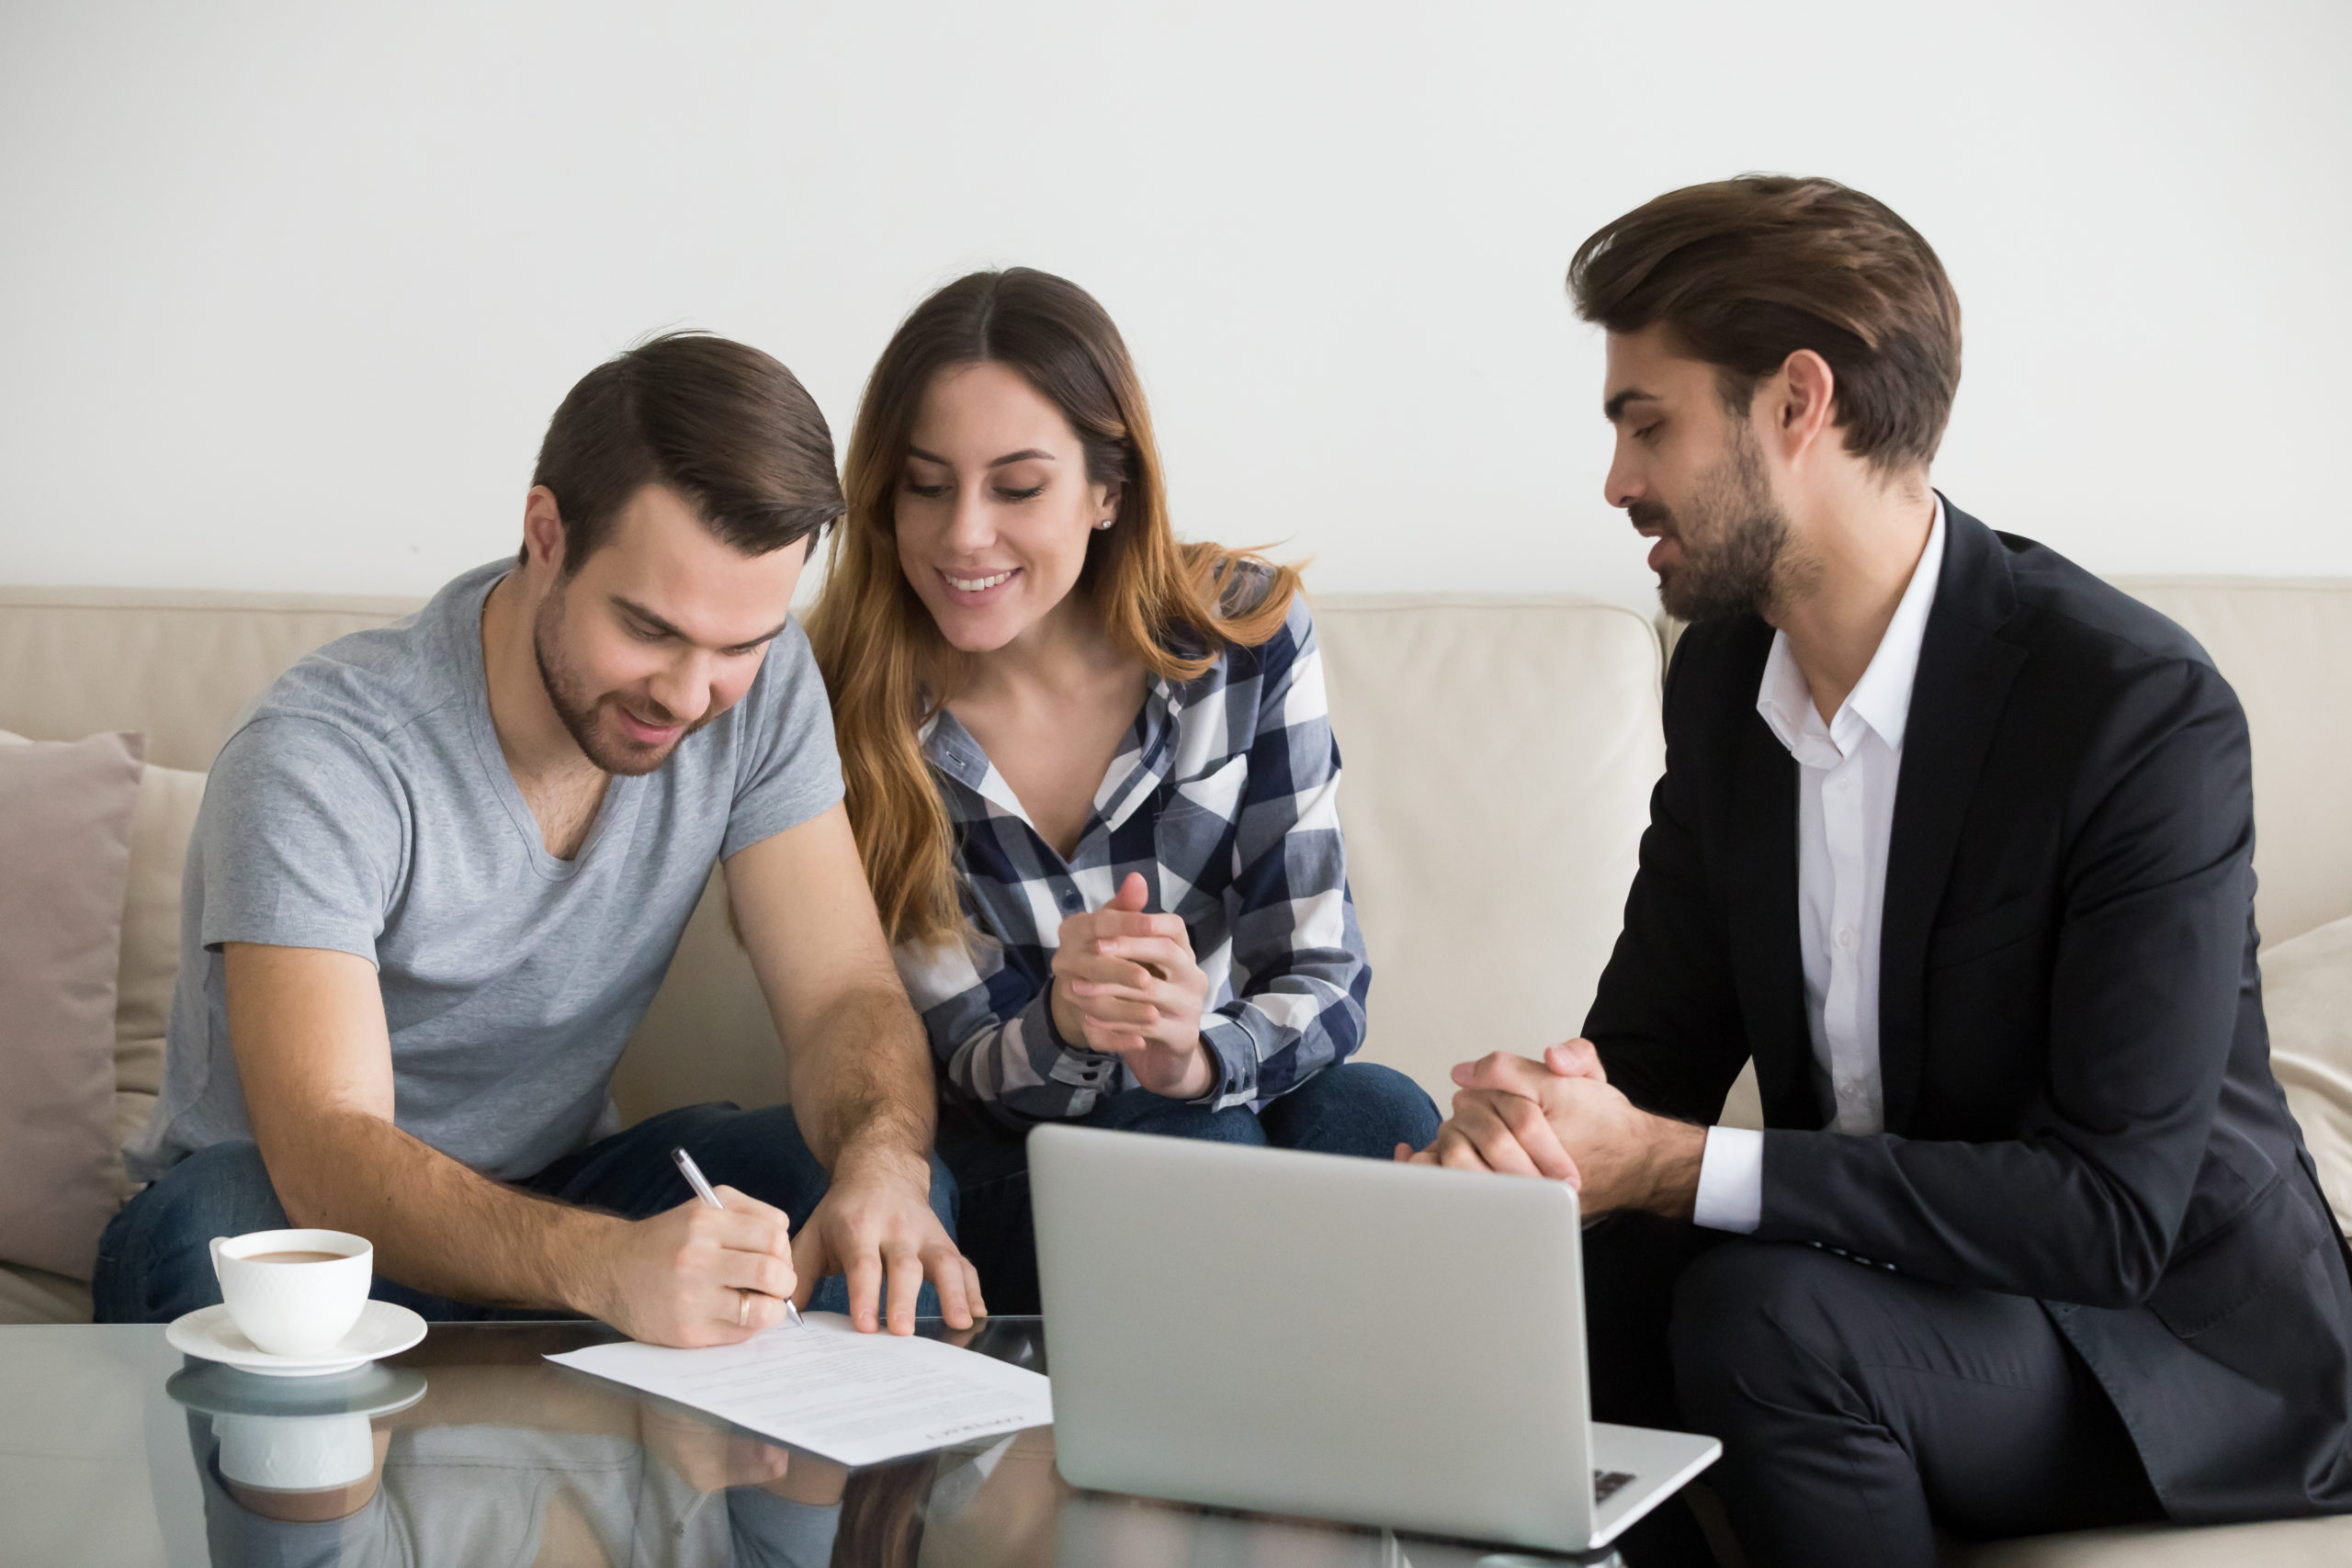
[1155, 755, 1249, 919]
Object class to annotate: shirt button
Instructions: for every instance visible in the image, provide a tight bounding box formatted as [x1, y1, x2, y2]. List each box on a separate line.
[1837, 774, 1856, 791]
[1059, 890, 1082, 911]
[1836, 928, 1857, 950]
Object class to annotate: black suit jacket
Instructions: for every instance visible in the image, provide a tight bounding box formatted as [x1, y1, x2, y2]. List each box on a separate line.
[1585, 501, 2352, 1522]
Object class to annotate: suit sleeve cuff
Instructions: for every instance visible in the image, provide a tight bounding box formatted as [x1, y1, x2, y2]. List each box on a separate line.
[1692, 1126, 1764, 1234]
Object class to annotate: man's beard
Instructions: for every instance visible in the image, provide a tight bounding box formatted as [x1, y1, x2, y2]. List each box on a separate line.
[1633, 423, 1804, 624]
[533, 589, 702, 777]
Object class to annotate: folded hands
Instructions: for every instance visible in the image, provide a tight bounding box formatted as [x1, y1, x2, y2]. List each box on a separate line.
[1051, 872, 1217, 1100]
[1398, 1040, 1706, 1220]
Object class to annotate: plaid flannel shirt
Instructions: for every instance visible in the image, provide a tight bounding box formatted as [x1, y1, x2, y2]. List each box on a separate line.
[894, 592, 1369, 1122]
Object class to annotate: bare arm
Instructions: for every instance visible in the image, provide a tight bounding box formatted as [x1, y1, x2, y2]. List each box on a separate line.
[226, 942, 798, 1345]
[727, 802, 981, 1331]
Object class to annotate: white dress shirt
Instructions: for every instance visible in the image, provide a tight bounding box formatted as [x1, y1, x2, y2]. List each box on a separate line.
[1691, 499, 1947, 1233]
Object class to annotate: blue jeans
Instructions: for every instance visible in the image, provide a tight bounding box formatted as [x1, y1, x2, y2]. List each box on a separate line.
[935, 1061, 1441, 1314]
[92, 1102, 955, 1325]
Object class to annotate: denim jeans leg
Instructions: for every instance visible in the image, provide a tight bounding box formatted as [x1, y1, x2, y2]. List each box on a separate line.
[939, 1087, 1272, 1314]
[93, 1140, 537, 1325]
[528, 1101, 955, 1321]
[1084, 1088, 1272, 1143]
[93, 1141, 289, 1324]
[932, 1096, 1046, 1316]
[1255, 1062, 1441, 1158]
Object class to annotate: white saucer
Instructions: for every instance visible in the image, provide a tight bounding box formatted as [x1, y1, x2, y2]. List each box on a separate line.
[166, 1301, 426, 1377]
[167, 1359, 428, 1419]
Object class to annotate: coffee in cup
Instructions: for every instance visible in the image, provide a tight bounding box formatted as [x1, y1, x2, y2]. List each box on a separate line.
[209, 1229, 373, 1358]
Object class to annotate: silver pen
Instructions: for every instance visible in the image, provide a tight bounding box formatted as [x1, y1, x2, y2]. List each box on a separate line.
[672, 1145, 806, 1330]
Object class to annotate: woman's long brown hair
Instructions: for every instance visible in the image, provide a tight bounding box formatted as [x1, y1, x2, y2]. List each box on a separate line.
[806, 268, 1301, 951]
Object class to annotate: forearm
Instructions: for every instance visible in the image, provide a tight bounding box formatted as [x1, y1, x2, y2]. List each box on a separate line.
[1757, 1130, 2195, 1304]
[260, 1105, 620, 1312]
[1214, 955, 1369, 1106]
[1624, 1112, 1707, 1221]
[936, 984, 1122, 1122]
[788, 982, 936, 1181]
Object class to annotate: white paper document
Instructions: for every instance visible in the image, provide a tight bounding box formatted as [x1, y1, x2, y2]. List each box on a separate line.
[546, 1314, 1054, 1466]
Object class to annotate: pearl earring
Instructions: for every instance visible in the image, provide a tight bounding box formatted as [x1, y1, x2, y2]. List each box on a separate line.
[1094, 517, 1114, 531]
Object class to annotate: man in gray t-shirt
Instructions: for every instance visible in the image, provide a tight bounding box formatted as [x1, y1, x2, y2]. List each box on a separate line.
[94, 333, 983, 1345]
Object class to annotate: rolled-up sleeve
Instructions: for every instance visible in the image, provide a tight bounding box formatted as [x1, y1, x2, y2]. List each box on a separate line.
[896, 931, 1126, 1123]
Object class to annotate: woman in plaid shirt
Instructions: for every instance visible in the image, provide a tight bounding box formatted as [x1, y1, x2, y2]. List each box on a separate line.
[808, 268, 1438, 1311]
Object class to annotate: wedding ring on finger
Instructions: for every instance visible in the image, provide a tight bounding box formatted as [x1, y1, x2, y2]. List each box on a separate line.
[738, 1289, 751, 1327]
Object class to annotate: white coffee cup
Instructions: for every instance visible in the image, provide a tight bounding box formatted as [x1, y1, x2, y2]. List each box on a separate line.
[209, 1229, 373, 1358]
[212, 1411, 378, 1492]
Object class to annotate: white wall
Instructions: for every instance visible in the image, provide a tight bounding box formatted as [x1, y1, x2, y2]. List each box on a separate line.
[4, 1, 2346, 606]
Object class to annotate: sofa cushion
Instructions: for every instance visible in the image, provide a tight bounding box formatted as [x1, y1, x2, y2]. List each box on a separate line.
[1309, 594, 1665, 1106]
[0, 1263, 95, 1326]
[0, 586, 419, 773]
[113, 760, 207, 1201]
[0, 730, 143, 1280]
[2262, 915, 2352, 1233]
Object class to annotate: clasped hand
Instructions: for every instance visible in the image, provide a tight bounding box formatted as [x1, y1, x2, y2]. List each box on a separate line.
[1396, 1039, 1703, 1219]
[1050, 872, 1216, 1100]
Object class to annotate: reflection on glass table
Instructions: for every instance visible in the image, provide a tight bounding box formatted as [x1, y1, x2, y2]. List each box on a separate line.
[0, 1317, 1625, 1566]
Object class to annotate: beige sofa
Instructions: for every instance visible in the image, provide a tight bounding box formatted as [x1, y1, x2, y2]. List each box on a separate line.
[2, 576, 2348, 1564]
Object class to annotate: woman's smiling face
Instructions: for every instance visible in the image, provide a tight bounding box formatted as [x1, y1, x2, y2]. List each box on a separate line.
[893, 360, 1119, 655]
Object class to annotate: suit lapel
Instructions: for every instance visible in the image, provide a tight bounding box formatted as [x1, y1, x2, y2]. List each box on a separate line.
[1727, 712, 1821, 1127]
[1878, 502, 2027, 1133]
[1713, 621, 1820, 1128]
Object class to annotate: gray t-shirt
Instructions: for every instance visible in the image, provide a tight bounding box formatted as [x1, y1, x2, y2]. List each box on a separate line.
[198, 1423, 842, 1568]
[128, 559, 842, 1183]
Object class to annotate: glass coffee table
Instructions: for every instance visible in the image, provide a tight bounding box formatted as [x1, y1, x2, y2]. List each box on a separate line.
[0, 1318, 1629, 1565]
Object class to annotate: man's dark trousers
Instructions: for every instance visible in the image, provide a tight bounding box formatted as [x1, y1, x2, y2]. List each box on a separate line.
[1586, 1215, 2161, 1566]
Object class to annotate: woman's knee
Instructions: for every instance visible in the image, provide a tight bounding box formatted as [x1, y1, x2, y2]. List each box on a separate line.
[1093, 1088, 1268, 1145]
[1261, 1062, 1441, 1156]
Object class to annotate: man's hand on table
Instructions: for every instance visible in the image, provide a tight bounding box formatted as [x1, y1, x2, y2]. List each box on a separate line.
[642, 1404, 795, 1493]
[789, 1144, 984, 1336]
[1394, 1039, 1707, 1220]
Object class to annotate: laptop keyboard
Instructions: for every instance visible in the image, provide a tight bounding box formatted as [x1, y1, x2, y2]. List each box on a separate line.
[1594, 1470, 1636, 1506]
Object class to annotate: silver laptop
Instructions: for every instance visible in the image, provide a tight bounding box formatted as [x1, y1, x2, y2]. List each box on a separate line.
[1030, 1123, 1720, 1555]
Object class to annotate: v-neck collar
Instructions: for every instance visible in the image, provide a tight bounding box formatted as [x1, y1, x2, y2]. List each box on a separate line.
[922, 673, 1187, 863]
[456, 567, 643, 882]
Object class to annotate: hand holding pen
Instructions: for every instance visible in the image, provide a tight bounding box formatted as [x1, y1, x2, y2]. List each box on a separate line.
[673, 1146, 807, 1331]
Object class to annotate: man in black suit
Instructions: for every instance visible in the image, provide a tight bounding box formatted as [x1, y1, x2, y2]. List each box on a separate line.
[1410, 176, 2352, 1565]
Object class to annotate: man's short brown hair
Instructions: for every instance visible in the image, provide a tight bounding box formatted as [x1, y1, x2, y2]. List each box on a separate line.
[1569, 175, 1962, 469]
[529, 331, 845, 573]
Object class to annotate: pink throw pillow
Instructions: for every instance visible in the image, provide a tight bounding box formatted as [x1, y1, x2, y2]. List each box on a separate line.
[0, 731, 144, 1280]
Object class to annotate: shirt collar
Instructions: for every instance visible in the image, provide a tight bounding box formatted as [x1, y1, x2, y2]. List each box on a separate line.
[920, 675, 1189, 838]
[921, 706, 1028, 820]
[1754, 493, 1946, 761]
